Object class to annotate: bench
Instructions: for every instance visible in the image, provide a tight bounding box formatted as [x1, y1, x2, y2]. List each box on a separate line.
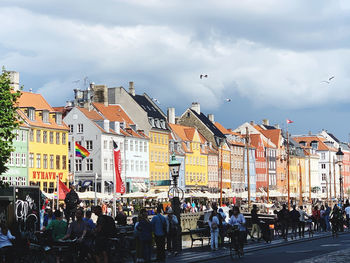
[187, 227, 211, 248]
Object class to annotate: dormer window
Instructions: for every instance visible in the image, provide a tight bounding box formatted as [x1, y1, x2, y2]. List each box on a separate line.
[155, 119, 161, 128]
[160, 120, 166, 129]
[310, 141, 318, 149]
[299, 141, 306, 147]
[43, 110, 49, 123]
[148, 117, 155, 127]
[28, 107, 35, 121]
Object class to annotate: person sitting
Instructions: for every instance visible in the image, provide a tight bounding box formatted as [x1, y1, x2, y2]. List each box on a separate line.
[83, 210, 96, 234]
[43, 210, 67, 242]
[61, 209, 87, 241]
[0, 223, 15, 262]
[43, 208, 55, 228]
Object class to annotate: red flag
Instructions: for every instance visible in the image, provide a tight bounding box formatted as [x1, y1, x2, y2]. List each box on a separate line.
[286, 119, 294, 124]
[59, 179, 70, 200]
[113, 141, 125, 194]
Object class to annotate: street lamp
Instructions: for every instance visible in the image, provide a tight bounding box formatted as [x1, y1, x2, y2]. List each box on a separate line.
[168, 153, 183, 251]
[336, 147, 344, 205]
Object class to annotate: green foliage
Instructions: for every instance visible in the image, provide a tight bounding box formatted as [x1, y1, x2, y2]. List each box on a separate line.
[0, 69, 21, 186]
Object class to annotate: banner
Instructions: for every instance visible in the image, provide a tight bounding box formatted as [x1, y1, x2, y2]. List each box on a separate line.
[113, 141, 125, 194]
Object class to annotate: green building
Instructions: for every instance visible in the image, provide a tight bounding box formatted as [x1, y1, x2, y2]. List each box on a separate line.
[2, 125, 29, 186]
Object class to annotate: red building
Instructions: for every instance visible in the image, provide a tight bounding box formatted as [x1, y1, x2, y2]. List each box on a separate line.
[342, 149, 350, 196]
[250, 134, 267, 193]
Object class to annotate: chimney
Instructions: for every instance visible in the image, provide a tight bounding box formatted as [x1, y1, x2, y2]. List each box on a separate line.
[8, 71, 20, 91]
[262, 119, 269, 126]
[167, 107, 175, 124]
[129, 81, 135, 96]
[208, 114, 214, 123]
[92, 85, 108, 106]
[191, 102, 200, 115]
[308, 131, 312, 136]
[250, 121, 255, 125]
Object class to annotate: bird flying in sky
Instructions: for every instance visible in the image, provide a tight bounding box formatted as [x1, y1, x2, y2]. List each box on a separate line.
[200, 74, 208, 79]
[225, 98, 232, 102]
[321, 76, 335, 84]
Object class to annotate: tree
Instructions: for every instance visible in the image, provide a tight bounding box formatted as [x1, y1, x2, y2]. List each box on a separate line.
[0, 69, 21, 186]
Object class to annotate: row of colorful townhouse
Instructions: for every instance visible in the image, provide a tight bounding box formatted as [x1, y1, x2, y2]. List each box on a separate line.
[4, 72, 350, 200]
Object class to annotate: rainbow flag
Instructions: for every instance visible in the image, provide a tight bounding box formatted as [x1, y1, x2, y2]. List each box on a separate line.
[75, 142, 90, 158]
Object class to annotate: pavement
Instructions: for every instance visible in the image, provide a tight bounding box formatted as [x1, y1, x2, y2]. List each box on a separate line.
[166, 231, 350, 263]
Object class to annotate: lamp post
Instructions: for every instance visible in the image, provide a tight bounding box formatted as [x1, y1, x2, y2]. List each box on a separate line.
[168, 153, 184, 251]
[336, 147, 344, 205]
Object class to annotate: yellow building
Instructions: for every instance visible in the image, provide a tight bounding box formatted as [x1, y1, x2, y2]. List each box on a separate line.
[169, 124, 208, 189]
[289, 156, 306, 199]
[17, 92, 69, 192]
[149, 130, 170, 183]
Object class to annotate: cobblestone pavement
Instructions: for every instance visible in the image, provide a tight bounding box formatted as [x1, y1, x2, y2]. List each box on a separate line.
[296, 248, 350, 263]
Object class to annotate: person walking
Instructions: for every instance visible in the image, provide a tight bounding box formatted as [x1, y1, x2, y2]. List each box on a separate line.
[250, 204, 260, 241]
[320, 205, 326, 231]
[298, 206, 308, 238]
[64, 185, 80, 223]
[344, 202, 350, 229]
[165, 208, 179, 256]
[151, 206, 167, 262]
[228, 206, 246, 256]
[278, 204, 290, 240]
[330, 205, 342, 237]
[209, 210, 220, 251]
[137, 209, 153, 263]
[289, 205, 300, 240]
[312, 206, 320, 232]
[325, 204, 331, 231]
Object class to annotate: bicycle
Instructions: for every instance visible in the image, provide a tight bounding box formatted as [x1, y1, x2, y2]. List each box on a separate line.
[228, 225, 243, 260]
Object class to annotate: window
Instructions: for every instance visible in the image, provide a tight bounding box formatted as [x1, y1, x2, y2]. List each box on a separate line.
[86, 159, 93, 171]
[125, 140, 128, 151]
[99, 140, 105, 149]
[68, 160, 71, 172]
[145, 161, 147, 171]
[43, 182, 48, 193]
[104, 159, 108, 170]
[16, 130, 19, 141]
[322, 173, 327, 181]
[43, 131, 48, 143]
[43, 154, 48, 169]
[144, 142, 147, 152]
[21, 130, 26, 142]
[321, 153, 325, 160]
[50, 155, 54, 169]
[29, 129, 34, 141]
[56, 155, 60, 169]
[36, 154, 41, 168]
[76, 159, 82, 171]
[62, 133, 66, 144]
[109, 159, 114, 171]
[131, 160, 134, 171]
[29, 153, 34, 168]
[135, 141, 138, 152]
[62, 155, 67, 170]
[125, 160, 129, 171]
[68, 142, 71, 151]
[36, 130, 41, 143]
[130, 141, 134, 151]
[78, 124, 83, 133]
[140, 161, 143, 172]
[86, 140, 93, 150]
[151, 151, 154, 162]
[139, 141, 143, 152]
[56, 133, 60, 144]
[136, 161, 139, 171]
[9, 152, 14, 166]
[49, 132, 54, 144]
[68, 124, 73, 133]
[321, 163, 326, 169]
[15, 153, 20, 167]
[21, 153, 26, 167]
[49, 182, 54, 193]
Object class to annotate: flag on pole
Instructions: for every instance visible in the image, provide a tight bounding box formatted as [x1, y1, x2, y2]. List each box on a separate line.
[113, 141, 125, 194]
[58, 179, 70, 199]
[286, 119, 294, 124]
[75, 142, 90, 158]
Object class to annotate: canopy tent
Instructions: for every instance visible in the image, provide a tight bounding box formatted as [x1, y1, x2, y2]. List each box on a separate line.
[78, 191, 113, 200]
[122, 191, 149, 199]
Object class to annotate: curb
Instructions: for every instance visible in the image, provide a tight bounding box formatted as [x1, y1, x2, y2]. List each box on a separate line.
[184, 231, 350, 263]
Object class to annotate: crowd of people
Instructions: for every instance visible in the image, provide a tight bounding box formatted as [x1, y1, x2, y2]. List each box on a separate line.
[1, 185, 350, 263]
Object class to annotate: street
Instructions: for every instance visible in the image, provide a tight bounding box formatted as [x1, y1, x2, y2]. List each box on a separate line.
[217, 233, 350, 263]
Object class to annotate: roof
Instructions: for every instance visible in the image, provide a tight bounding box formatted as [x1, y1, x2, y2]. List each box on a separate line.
[169, 124, 197, 142]
[249, 134, 263, 149]
[93, 103, 135, 124]
[327, 132, 340, 143]
[133, 94, 166, 120]
[190, 110, 225, 138]
[79, 107, 104, 121]
[293, 136, 337, 152]
[260, 129, 281, 148]
[17, 92, 54, 111]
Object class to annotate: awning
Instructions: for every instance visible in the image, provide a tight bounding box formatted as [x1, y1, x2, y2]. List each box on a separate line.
[82, 180, 93, 187]
[104, 181, 113, 186]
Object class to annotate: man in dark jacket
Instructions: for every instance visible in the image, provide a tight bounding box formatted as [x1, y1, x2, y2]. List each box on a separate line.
[289, 205, 300, 239]
[278, 204, 290, 240]
[64, 185, 80, 223]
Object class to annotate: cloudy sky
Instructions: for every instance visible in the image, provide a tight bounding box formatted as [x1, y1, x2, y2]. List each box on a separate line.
[1, 0, 350, 140]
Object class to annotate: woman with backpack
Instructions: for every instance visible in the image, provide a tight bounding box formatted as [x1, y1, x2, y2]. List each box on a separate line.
[228, 206, 246, 256]
[208, 210, 220, 251]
